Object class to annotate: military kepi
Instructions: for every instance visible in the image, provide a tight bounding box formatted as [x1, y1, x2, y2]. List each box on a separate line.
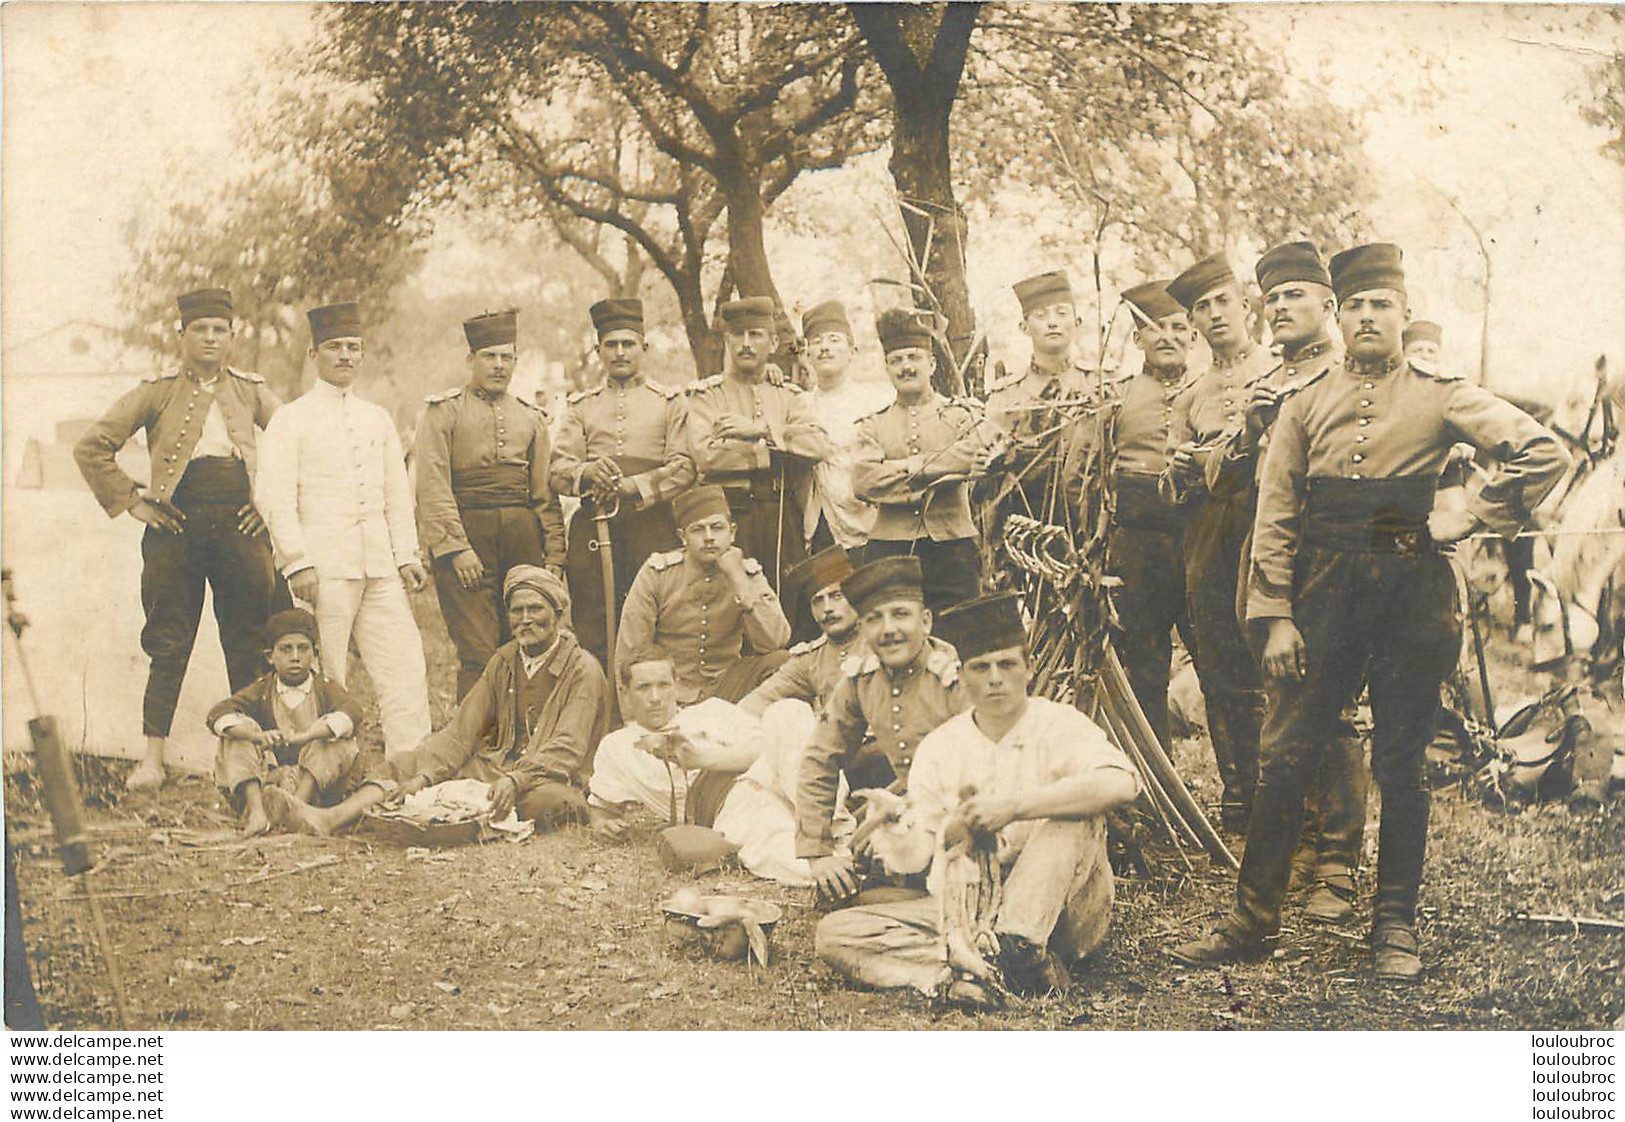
[308, 302, 362, 346]
[672, 484, 730, 530]
[1167, 253, 1239, 312]
[1013, 270, 1074, 316]
[464, 309, 517, 352]
[591, 298, 644, 339]
[177, 288, 233, 327]
[1255, 241, 1332, 294]
[874, 308, 933, 355]
[1403, 320, 1442, 347]
[786, 544, 854, 597]
[935, 593, 1025, 662]
[1329, 243, 1405, 303]
[1122, 281, 1183, 324]
[718, 297, 776, 332]
[801, 301, 853, 342]
[842, 556, 924, 614]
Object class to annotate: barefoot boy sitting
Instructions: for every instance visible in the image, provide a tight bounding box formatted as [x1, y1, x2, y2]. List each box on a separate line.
[206, 608, 365, 835]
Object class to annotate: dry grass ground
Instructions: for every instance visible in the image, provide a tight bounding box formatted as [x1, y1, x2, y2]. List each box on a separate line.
[7, 589, 1623, 1031]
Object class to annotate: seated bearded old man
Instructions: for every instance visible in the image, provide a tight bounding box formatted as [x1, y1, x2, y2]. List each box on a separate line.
[588, 546, 867, 884]
[815, 594, 1140, 1008]
[264, 566, 609, 835]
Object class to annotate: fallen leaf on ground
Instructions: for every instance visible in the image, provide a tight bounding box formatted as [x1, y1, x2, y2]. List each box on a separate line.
[303, 906, 326, 915]
[488, 1002, 512, 1017]
[647, 984, 682, 1000]
[580, 878, 609, 892]
[220, 936, 267, 947]
[434, 981, 460, 995]
[550, 1001, 572, 1016]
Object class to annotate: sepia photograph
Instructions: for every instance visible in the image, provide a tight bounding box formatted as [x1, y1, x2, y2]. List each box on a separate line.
[2, 0, 1622, 1078]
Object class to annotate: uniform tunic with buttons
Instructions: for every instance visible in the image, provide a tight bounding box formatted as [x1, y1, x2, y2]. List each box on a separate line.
[415, 385, 564, 566]
[549, 375, 695, 669]
[795, 637, 967, 859]
[1249, 358, 1571, 621]
[686, 372, 830, 608]
[74, 365, 281, 737]
[549, 375, 695, 509]
[1170, 345, 1278, 478]
[739, 631, 869, 717]
[615, 549, 792, 704]
[415, 384, 564, 697]
[851, 393, 997, 543]
[686, 373, 830, 477]
[75, 365, 280, 517]
[1226, 355, 1571, 941]
[986, 361, 1095, 527]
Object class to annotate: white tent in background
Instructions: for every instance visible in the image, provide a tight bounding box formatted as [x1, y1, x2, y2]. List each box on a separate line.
[3, 320, 223, 773]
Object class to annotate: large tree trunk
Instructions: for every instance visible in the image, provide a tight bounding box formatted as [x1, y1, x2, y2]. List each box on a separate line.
[850, 2, 982, 397]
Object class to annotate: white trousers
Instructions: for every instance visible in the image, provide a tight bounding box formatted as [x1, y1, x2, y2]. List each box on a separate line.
[313, 576, 431, 757]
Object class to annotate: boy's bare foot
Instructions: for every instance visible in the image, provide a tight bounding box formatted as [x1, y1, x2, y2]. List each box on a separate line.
[263, 786, 337, 837]
[126, 755, 166, 793]
[242, 806, 271, 836]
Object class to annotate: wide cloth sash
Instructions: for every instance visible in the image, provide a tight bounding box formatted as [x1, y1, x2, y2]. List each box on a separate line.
[1113, 471, 1184, 533]
[1304, 475, 1437, 554]
[453, 464, 530, 510]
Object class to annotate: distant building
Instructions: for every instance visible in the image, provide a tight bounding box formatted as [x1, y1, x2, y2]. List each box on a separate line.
[3, 319, 157, 489]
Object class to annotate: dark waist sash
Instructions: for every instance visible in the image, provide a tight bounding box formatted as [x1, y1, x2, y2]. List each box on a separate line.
[453, 464, 531, 510]
[704, 468, 782, 500]
[1113, 471, 1184, 533]
[1304, 475, 1437, 554]
[174, 457, 250, 507]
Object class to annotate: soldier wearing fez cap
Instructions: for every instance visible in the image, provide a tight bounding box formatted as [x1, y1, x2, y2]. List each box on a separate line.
[852, 308, 1002, 614]
[75, 287, 282, 791]
[1402, 319, 1442, 367]
[1173, 243, 1569, 981]
[615, 484, 792, 708]
[686, 296, 830, 610]
[257, 301, 433, 758]
[1164, 252, 1272, 828]
[799, 301, 894, 557]
[986, 270, 1094, 527]
[816, 592, 1139, 1007]
[415, 309, 566, 699]
[740, 544, 868, 718]
[1198, 240, 1369, 922]
[796, 555, 967, 904]
[550, 298, 695, 674]
[1062, 280, 1211, 763]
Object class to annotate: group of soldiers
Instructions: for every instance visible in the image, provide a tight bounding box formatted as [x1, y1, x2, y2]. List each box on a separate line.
[71, 234, 1570, 1001]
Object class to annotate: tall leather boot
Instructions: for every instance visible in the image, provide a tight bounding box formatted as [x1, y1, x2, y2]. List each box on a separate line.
[1371, 786, 1430, 981]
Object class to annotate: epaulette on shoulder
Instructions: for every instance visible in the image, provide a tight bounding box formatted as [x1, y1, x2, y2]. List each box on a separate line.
[685, 374, 724, 394]
[943, 395, 984, 415]
[741, 557, 764, 576]
[424, 386, 464, 405]
[846, 652, 880, 678]
[227, 367, 265, 384]
[647, 549, 685, 572]
[567, 384, 602, 406]
[646, 379, 680, 400]
[516, 395, 544, 412]
[788, 635, 828, 656]
[1409, 357, 1461, 382]
[141, 367, 180, 384]
[925, 646, 960, 686]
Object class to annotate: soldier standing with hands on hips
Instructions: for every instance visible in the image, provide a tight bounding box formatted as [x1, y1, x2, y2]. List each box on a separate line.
[1171, 244, 1569, 981]
[74, 287, 281, 791]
